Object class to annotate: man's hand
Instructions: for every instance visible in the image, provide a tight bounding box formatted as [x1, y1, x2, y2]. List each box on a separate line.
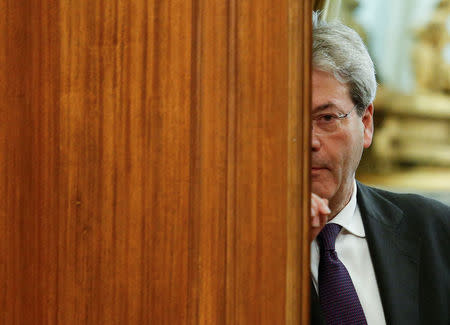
[311, 193, 330, 241]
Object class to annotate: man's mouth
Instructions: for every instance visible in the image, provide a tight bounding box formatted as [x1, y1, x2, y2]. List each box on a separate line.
[311, 166, 329, 174]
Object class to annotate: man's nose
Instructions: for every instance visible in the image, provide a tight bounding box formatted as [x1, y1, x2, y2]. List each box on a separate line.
[311, 128, 321, 151]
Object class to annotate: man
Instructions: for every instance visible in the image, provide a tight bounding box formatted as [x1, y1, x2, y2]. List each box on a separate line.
[310, 12, 449, 325]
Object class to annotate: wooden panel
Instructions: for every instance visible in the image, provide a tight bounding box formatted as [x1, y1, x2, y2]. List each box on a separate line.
[0, 0, 311, 324]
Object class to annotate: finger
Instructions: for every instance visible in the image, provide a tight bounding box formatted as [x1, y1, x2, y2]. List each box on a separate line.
[311, 195, 318, 216]
[312, 216, 320, 227]
[319, 203, 331, 215]
[318, 212, 328, 227]
[311, 192, 322, 201]
[313, 196, 330, 215]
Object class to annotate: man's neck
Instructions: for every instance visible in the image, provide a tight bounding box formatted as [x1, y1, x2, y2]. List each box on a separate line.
[328, 180, 354, 221]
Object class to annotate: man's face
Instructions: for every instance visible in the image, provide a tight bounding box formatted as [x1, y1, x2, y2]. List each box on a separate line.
[311, 69, 374, 210]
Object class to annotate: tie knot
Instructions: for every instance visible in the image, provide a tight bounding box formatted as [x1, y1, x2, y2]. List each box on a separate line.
[317, 223, 342, 251]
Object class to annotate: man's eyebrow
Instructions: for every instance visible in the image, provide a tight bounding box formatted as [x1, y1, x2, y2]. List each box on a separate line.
[312, 102, 338, 113]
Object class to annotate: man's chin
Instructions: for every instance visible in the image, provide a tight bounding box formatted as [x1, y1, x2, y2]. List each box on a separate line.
[311, 180, 335, 201]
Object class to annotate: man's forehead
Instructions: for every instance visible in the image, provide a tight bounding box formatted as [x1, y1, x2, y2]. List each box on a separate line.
[312, 69, 352, 107]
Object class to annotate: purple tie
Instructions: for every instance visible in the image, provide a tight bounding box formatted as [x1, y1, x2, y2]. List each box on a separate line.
[318, 223, 367, 325]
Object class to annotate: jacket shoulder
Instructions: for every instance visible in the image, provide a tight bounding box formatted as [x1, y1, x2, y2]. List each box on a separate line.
[357, 182, 449, 228]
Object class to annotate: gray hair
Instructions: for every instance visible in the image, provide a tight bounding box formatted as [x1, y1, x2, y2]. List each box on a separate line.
[312, 11, 377, 116]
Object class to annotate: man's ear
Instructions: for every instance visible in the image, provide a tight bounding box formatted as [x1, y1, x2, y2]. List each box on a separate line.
[362, 103, 374, 148]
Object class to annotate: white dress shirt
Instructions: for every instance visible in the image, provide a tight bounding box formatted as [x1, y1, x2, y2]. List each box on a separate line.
[311, 180, 386, 325]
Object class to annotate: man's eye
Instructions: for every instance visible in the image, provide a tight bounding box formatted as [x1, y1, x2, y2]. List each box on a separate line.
[320, 114, 337, 122]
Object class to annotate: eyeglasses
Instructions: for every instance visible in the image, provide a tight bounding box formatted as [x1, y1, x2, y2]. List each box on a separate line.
[312, 105, 358, 134]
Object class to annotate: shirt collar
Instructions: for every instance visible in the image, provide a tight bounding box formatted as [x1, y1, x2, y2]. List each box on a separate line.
[328, 180, 365, 238]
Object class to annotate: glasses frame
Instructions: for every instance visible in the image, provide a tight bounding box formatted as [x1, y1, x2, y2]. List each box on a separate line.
[336, 104, 358, 120]
[312, 104, 359, 135]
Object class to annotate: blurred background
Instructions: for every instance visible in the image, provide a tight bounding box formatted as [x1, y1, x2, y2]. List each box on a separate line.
[314, 0, 450, 204]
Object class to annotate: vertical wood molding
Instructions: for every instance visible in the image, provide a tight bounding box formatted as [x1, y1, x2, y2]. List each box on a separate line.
[225, 0, 238, 324]
[287, 1, 312, 324]
[300, 2, 313, 324]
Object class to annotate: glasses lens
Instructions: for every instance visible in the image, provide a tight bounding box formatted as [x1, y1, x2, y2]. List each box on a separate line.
[313, 113, 340, 133]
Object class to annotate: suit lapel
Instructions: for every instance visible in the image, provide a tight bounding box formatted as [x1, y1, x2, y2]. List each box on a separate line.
[356, 182, 420, 325]
[310, 280, 326, 325]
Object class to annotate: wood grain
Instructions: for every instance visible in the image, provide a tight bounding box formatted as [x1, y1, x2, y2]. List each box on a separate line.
[0, 1, 311, 324]
[287, 1, 312, 324]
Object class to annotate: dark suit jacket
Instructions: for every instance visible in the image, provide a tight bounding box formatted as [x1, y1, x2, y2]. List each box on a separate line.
[311, 181, 450, 325]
